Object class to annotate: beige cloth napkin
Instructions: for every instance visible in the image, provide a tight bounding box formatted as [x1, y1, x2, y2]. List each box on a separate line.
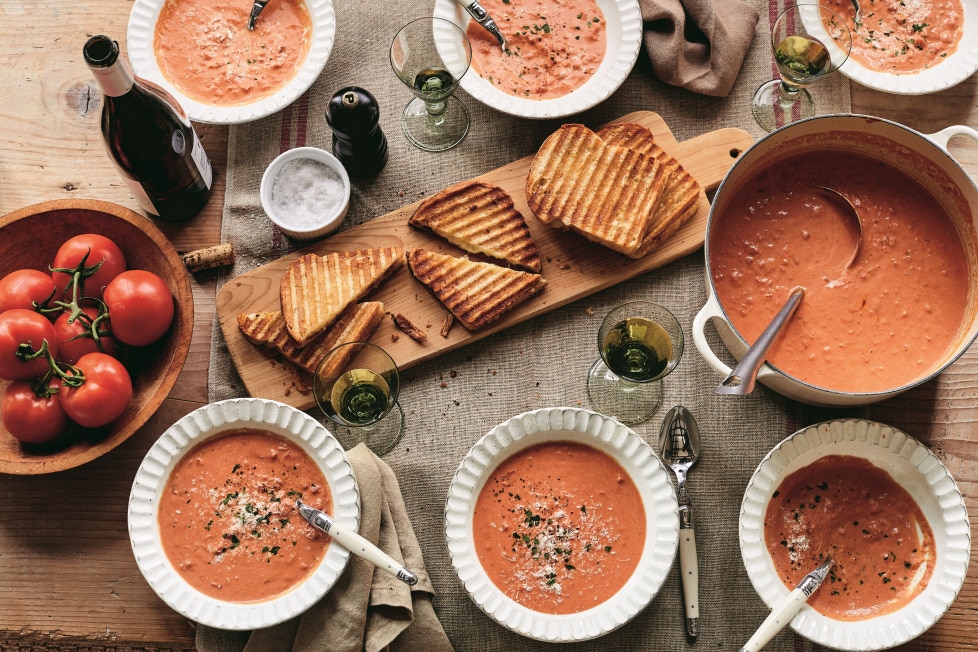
[195, 444, 454, 652]
[641, 0, 760, 97]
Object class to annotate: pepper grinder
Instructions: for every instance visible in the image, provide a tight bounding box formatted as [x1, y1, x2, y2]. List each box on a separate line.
[325, 86, 388, 178]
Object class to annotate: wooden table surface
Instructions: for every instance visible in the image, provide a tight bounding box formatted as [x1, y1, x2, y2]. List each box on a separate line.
[1, 2, 977, 650]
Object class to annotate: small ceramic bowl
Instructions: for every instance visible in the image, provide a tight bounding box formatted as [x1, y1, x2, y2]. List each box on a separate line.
[260, 147, 351, 240]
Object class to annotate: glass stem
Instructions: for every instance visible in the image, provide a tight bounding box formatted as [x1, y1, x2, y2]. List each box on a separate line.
[424, 100, 448, 116]
[778, 81, 803, 108]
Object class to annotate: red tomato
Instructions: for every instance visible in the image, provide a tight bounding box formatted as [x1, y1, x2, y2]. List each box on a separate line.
[1, 379, 69, 444]
[60, 352, 132, 428]
[51, 234, 127, 300]
[0, 309, 58, 381]
[0, 269, 57, 313]
[103, 270, 174, 346]
[53, 305, 117, 364]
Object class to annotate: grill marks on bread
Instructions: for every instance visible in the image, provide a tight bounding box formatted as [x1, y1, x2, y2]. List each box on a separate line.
[409, 180, 542, 273]
[279, 247, 404, 346]
[237, 301, 385, 374]
[526, 123, 699, 258]
[407, 249, 546, 331]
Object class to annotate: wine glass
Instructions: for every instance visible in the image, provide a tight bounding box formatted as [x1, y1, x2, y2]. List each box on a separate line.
[752, 3, 852, 132]
[587, 301, 684, 426]
[390, 17, 472, 152]
[313, 342, 403, 456]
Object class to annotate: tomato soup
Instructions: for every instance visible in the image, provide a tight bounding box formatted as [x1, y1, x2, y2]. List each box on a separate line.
[472, 441, 645, 614]
[709, 150, 970, 393]
[467, 0, 607, 99]
[153, 0, 313, 106]
[822, 0, 964, 74]
[159, 428, 330, 603]
[764, 455, 935, 620]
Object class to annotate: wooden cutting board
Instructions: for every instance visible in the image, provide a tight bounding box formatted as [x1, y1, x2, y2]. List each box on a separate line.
[217, 111, 754, 410]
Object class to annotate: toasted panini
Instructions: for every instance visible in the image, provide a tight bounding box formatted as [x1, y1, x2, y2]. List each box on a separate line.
[409, 180, 542, 272]
[237, 301, 385, 374]
[406, 249, 546, 331]
[525, 124, 666, 257]
[280, 247, 404, 346]
[597, 122, 701, 258]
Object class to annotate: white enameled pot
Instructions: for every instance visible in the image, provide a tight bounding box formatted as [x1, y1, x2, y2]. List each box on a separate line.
[693, 114, 978, 407]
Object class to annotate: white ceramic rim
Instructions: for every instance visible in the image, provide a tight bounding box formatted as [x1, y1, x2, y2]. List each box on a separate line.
[445, 407, 679, 642]
[127, 0, 337, 124]
[803, 2, 978, 94]
[128, 398, 360, 630]
[739, 419, 971, 650]
[431, 0, 643, 119]
[260, 146, 351, 239]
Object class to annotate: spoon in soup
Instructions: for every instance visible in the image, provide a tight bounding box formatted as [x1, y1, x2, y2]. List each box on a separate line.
[296, 500, 419, 585]
[740, 556, 834, 652]
[812, 185, 863, 270]
[716, 286, 805, 395]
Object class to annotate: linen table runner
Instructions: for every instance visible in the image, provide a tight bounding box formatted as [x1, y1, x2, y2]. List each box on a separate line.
[209, 0, 852, 649]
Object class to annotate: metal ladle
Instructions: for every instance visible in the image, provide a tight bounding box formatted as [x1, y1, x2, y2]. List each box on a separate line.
[812, 185, 863, 269]
[716, 286, 805, 395]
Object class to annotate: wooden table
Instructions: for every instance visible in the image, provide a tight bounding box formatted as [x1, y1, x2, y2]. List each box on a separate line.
[1, 2, 976, 650]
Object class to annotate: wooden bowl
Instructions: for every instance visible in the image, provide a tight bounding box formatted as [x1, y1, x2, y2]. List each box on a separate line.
[0, 199, 194, 474]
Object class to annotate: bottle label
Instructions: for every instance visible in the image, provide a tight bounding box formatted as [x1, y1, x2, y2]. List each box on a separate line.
[122, 177, 161, 217]
[190, 130, 214, 189]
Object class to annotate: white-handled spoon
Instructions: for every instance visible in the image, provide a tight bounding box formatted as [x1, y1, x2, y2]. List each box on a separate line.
[296, 499, 418, 585]
[658, 405, 702, 638]
[740, 556, 834, 651]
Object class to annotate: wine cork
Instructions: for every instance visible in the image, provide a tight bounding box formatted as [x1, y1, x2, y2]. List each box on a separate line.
[181, 243, 235, 272]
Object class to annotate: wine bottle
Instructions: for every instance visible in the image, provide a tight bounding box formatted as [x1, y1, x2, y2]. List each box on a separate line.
[83, 35, 213, 222]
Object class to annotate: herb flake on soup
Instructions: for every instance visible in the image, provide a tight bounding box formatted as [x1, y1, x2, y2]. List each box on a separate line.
[764, 455, 935, 620]
[467, 0, 607, 99]
[159, 428, 330, 603]
[153, 0, 313, 107]
[472, 441, 645, 614]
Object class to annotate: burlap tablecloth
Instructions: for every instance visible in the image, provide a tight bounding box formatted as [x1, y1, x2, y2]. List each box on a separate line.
[209, 0, 855, 649]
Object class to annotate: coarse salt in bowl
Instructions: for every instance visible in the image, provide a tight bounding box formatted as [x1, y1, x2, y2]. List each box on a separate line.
[260, 147, 351, 240]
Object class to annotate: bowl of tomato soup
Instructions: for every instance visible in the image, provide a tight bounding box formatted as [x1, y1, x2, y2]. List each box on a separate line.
[815, 0, 978, 94]
[126, 0, 336, 124]
[128, 398, 359, 630]
[693, 114, 978, 406]
[445, 407, 679, 642]
[740, 419, 970, 650]
[432, 0, 642, 119]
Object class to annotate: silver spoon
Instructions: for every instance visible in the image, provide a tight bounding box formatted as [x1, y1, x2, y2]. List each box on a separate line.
[850, 0, 862, 25]
[457, 0, 508, 51]
[247, 0, 269, 30]
[812, 185, 863, 269]
[716, 286, 805, 395]
[658, 405, 702, 639]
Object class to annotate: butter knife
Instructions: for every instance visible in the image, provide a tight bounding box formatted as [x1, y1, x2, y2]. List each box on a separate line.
[296, 499, 418, 585]
[455, 0, 507, 51]
[740, 556, 834, 652]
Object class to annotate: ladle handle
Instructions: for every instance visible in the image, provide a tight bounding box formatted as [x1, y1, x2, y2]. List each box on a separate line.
[716, 287, 804, 395]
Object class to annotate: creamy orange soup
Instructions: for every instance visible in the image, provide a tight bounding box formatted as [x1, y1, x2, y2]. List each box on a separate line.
[159, 428, 330, 603]
[467, 0, 607, 99]
[709, 150, 970, 393]
[153, 0, 313, 106]
[472, 441, 645, 614]
[822, 0, 964, 74]
[764, 455, 935, 620]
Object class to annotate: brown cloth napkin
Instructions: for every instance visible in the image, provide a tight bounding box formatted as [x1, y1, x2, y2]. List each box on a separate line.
[195, 444, 454, 652]
[641, 0, 760, 97]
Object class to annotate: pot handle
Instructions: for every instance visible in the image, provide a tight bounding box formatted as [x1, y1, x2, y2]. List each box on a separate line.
[692, 293, 734, 378]
[926, 125, 978, 150]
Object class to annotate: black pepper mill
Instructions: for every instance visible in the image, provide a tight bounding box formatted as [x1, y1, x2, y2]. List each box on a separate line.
[325, 86, 388, 178]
